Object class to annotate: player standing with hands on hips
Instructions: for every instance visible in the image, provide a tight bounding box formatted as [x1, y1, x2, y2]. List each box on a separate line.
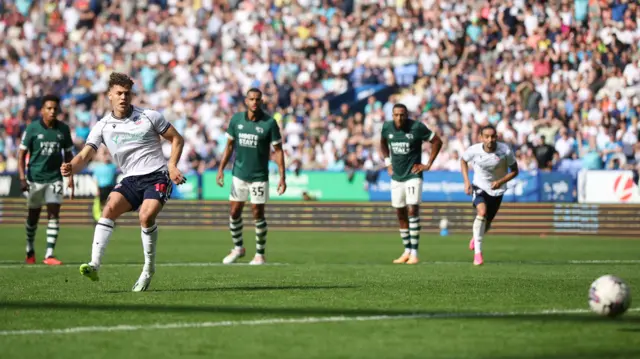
[18, 94, 74, 265]
[216, 88, 287, 265]
[461, 125, 519, 266]
[380, 104, 442, 264]
[61, 73, 186, 291]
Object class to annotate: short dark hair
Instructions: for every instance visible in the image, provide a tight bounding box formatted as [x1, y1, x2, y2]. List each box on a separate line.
[41, 94, 60, 108]
[393, 103, 408, 112]
[247, 88, 262, 97]
[480, 124, 497, 135]
[108, 72, 134, 90]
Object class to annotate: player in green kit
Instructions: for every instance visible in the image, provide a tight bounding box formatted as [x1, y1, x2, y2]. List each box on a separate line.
[216, 88, 287, 265]
[380, 104, 442, 264]
[18, 95, 74, 265]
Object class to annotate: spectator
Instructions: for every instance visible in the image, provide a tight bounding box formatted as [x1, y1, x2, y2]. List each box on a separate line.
[1, 0, 639, 178]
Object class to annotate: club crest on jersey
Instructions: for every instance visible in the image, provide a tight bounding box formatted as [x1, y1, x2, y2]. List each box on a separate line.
[389, 134, 394, 139]
[256, 127, 264, 134]
[57, 134, 63, 139]
[238, 124, 244, 130]
[37, 134, 44, 139]
[132, 116, 142, 125]
[406, 134, 414, 139]
[112, 124, 117, 128]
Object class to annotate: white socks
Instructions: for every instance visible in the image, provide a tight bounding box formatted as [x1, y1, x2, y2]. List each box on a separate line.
[141, 224, 158, 274]
[90, 218, 114, 269]
[473, 216, 486, 254]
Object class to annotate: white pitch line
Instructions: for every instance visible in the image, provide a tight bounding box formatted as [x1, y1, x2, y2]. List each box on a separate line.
[1, 307, 638, 337]
[0, 259, 639, 269]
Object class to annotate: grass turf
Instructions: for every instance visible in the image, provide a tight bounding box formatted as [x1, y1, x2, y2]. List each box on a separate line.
[0, 225, 639, 359]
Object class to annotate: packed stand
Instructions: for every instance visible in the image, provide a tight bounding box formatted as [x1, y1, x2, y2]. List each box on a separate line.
[1, 0, 640, 177]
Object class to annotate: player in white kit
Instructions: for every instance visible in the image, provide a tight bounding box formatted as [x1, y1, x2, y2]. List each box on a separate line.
[460, 125, 519, 266]
[61, 73, 186, 291]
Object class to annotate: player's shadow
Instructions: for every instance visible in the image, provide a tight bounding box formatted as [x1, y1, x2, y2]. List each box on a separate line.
[103, 284, 358, 294]
[1, 301, 640, 325]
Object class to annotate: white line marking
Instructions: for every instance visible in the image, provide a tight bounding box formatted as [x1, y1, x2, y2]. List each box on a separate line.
[0, 308, 638, 336]
[0, 259, 639, 269]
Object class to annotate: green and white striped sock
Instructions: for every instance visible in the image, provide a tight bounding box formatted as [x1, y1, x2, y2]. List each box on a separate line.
[229, 217, 244, 250]
[45, 218, 59, 258]
[255, 219, 267, 255]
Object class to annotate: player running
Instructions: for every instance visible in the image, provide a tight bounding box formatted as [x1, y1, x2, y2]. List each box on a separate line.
[380, 104, 442, 264]
[460, 125, 519, 266]
[61, 72, 186, 291]
[18, 94, 74, 265]
[216, 88, 287, 265]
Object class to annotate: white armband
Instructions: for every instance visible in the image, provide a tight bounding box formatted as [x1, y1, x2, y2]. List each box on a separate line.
[384, 157, 392, 167]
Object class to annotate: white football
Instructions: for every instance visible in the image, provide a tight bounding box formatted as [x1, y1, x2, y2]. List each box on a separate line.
[588, 275, 631, 317]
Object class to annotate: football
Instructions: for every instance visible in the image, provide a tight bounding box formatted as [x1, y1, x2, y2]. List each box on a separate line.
[588, 275, 632, 317]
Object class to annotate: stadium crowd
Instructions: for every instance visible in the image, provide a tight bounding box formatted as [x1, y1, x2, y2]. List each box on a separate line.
[1, 0, 640, 177]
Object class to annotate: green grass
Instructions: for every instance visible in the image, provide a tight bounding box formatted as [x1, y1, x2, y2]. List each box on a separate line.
[1, 225, 639, 359]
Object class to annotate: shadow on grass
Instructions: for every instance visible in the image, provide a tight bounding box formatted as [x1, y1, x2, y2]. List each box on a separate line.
[1, 301, 640, 325]
[104, 284, 358, 294]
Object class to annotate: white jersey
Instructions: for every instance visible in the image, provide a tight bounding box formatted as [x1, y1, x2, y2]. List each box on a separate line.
[461, 142, 517, 197]
[86, 106, 170, 178]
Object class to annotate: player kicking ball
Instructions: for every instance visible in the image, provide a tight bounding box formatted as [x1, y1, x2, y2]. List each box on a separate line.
[380, 104, 442, 264]
[460, 125, 519, 266]
[61, 72, 186, 291]
[217, 88, 287, 265]
[18, 95, 74, 265]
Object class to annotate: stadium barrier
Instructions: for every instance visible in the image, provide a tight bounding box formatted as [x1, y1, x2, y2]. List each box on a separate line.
[0, 170, 577, 202]
[0, 198, 638, 237]
[578, 170, 640, 203]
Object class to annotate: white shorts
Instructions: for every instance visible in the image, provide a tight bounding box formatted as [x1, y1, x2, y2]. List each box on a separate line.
[229, 176, 268, 204]
[391, 178, 423, 208]
[26, 181, 64, 208]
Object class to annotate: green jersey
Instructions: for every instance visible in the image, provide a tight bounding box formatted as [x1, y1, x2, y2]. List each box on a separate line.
[20, 120, 73, 183]
[226, 111, 282, 182]
[381, 119, 434, 182]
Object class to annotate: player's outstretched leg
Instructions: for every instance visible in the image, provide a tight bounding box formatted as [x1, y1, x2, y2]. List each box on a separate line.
[43, 203, 63, 265]
[80, 218, 114, 282]
[407, 207, 420, 264]
[80, 192, 131, 282]
[24, 208, 40, 264]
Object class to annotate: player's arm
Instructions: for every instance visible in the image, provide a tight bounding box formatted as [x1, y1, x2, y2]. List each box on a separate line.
[380, 130, 392, 175]
[419, 133, 443, 172]
[460, 149, 473, 195]
[412, 125, 443, 174]
[271, 120, 286, 195]
[160, 125, 186, 185]
[273, 143, 286, 195]
[216, 138, 234, 187]
[18, 128, 32, 191]
[62, 145, 97, 176]
[492, 156, 519, 190]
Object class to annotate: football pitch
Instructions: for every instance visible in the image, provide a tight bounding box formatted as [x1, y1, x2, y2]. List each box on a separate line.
[1, 226, 639, 359]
